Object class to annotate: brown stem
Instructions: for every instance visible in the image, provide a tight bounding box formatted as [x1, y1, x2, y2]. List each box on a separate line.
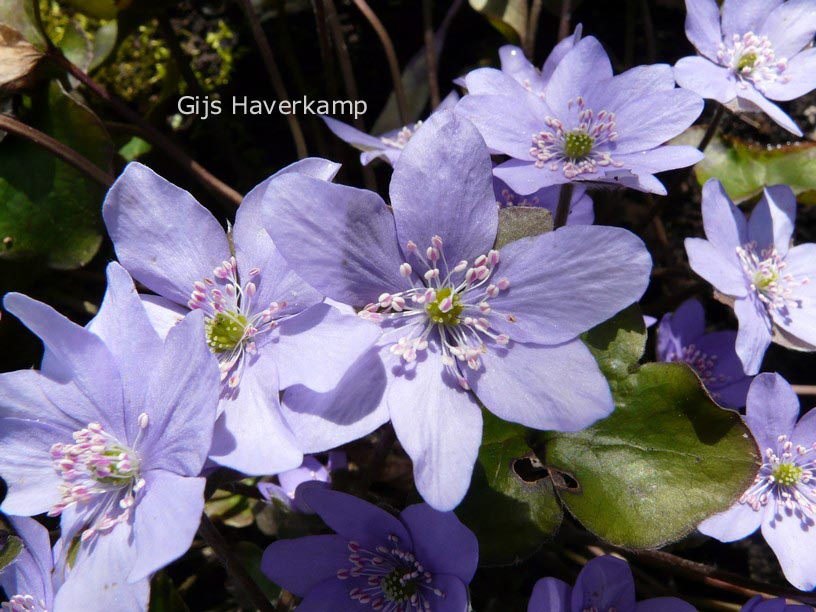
[557, 0, 573, 42]
[198, 514, 276, 612]
[639, 0, 657, 63]
[0, 113, 113, 187]
[698, 103, 726, 151]
[352, 0, 409, 124]
[422, 0, 441, 110]
[236, 0, 308, 159]
[312, 0, 340, 101]
[792, 385, 816, 396]
[525, 0, 545, 57]
[553, 182, 574, 229]
[49, 52, 243, 207]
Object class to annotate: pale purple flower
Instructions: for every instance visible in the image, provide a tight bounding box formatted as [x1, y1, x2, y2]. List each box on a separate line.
[262, 110, 652, 510]
[657, 298, 752, 408]
[527, 555, 695, 612]
[102, 160, 379, 475]
[674, 0, 816, 136]
[493, 177, 594, 225]
[324, 91, 459, 167]
[699, 373, 816, 591]
[261, 487, 478, 611]
[0, 517, 53, 612]
[685, 179, 816, 375]
[258, 451, 347, 514]
[456, 35, 704, 196]
[0, 263, 216, 602]
[741, 595, 812, 611]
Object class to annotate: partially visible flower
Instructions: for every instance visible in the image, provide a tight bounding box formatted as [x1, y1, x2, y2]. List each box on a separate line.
[0, 517, 53, 612]
[699, 373, 816, 591]
[685, 179, 816, 375]
[741, 595, 812, 611]
[0, 263, 218, 599]
[527, 555, 695, 612]
[263, 111, 652, 510]
[261, 487, 478, 611]
[258, 451, 347, 514]
[456, 35, 704, 196]
[493, 177, 594, 225]
[657, 298, 752, 408]
[674, 0, 816, 136]
[323, 91, 459, 167]
[102, 159, 380, 475]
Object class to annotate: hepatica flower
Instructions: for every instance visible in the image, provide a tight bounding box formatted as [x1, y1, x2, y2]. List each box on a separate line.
[258, 451, 347, 514]
[102, 159, 379, 475]
[456, 35, 704, 195]
[674, 0, 816, 136]
[324, 91, 459, 167]
[264, 111, 651, 510]
[741, 595, 812, 611]
[494, 177, 594, 226]
[0, 517, 54, 612]
[261, 487, 478, 611]
[685, 179, 816, 375]
[657, 298, 752, 408]
[699, 373, 816, 591]
[527, 555, 695, 612]
[0, 263, 218, 601]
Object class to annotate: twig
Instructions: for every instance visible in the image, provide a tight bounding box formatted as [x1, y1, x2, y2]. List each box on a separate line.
[49, 52, 243, 207]
[352, 0, 409, 124]
[553, 183, 574, 229]
[525, 0, 545, 57]
[698, 103, 726, 152]
[0, 113, 113, 187]
[422, 0, 441, 110]
[792, 385, 816, 396]
[236, 0, 308, 159]
[312, 0, 340, 101]
[198, 514, 276, 612]
[557, 0, 572, 42]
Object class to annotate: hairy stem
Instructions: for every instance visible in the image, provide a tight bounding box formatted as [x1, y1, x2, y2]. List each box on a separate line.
[553, 182, 574, 229]
[525, 0, 544, 58]
[423, 0, 441, 110]
[698, 103, 726, 151]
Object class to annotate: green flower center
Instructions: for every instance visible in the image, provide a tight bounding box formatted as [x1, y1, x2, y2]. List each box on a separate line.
[737, 52, 758, 71]
[563, 129, 595, 160]
[753, 268, 778, 292]
[91, 446, 140, 485]
[425, 287, 463, 326]
[772, 462, 803, 487]
[380, 568, 418, 603]
[205, 312, 248, 353]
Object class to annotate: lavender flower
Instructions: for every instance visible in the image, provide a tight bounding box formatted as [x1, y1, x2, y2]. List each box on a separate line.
[685, 179, 816, 375]
[494, 177, 594, 226]
[263, 111, 652, 510]
[674, 0, 816, 136]
[0, 517, 53, 612]
[527, 555, 695, 612]
[0, 263, 219, 593]
[699, 373, 816, 591]
[261, 487, 478, 611]
[324, 92, 459, 167]
[258, 451, 347, 514]
[741, 595, 812, 611]
[657, 298, 752, 408]
[102, 159, 380, 475]
[456, 35, 704, 196]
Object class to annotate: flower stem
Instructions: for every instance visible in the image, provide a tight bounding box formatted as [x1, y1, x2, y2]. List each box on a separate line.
[422, 0, 441, 110]
[0, 113, 113, 187]
[698, 103, 726, 152]
[792, 384, 816, 396]
[49, 51, 243, 208]
[198, 514, 276, 612]
[553, 182, 574, 229]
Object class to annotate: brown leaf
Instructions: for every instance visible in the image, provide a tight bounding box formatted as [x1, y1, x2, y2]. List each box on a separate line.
[0, 24, 44, 92]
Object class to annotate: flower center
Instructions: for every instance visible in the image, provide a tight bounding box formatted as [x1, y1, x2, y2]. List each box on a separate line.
[48, 415, 149, 542]
[359, 236, 513, 390]
[671, 344, 728, 394]
[737, 52, 758, 72]
[717, 32, 789, 92]
[2, 594, 48, 612]
[206, 312, 249, 353]
[380, 568, 419, 603]
[773, 462, 804, 487]
[530, 96, 622, 179]
[736, 243, 809, 322]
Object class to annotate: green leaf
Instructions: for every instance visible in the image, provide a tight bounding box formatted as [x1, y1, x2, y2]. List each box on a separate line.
[457, 410, 562, 566]
[233, 542, 282, 603]
[205, 488, 257, 529]
[119, 136, 151, 162]
[469, 0, 528, 43]
[149, 573, 190, 612]
[0, 82, 112, 268]
[494, 206, 553, 249]
[580, 303, 646, 384]
[58, 21, 93, 72]
[0, 534, 23, 571]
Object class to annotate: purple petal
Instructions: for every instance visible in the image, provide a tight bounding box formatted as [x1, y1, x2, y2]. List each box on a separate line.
[431, 574, 470, 612]
[698, 500, 763, 541]
[571, 556, 636, 612]
[279, 347, 390, 453]
[684, 0, 724, 59]
[489, 226, 651, 345]
[387, 346, 483, 511]
[295, 577, 357, 612]
[702, 178, 749, 254]
[665, 299, 707, 350]
[760, 0, 816, 59]
[129, 470, 205, 581]
[736, 86, 803, 136]
[636, 597, 698, 612]
[277, 456, 330, 493]
[674, 56, 738, 103]
[299, 487, 412, 550]
[260, 535, 350, 597]
[762, 49, 816, 101]
[685, 238, 748, 297]
[748, 186, 796, 256]
[263, 173, 405, 306]
[545, 36, 613, 118]
[612, 145, 705, 176]
[494, 158, 570, 195]
[741, 595, 814, 612]
[473, 339, 613, 432]
[792, 407, 816, 453]
[540, 24, 583, 84]
[0, 517, 53, 607]
[745, 373, 801, 451]
[734, 296, 773, 375]
[588, 64, 676, 114]
[273, 303, 380, 393]
[694, 330, 751, 408]
[323, 116, 387, 152]
[390, 111, 498, 265]
[399, 504, 478, 583]
[761, 499, 816, 591]
[493, 179, 594, 225]
[140, 294, 186, 339]
[498, 46, 546, 93]
[465, 66, 531, 97]
[527, 578, 571, 612]
[103, 162, 231, 305]
[139, 311, 219, 475]
[721, 0, 782, 39]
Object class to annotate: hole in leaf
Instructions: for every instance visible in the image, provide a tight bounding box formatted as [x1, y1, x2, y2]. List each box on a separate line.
[548, 467, 582, 494]
[512, 455, 549, 483]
